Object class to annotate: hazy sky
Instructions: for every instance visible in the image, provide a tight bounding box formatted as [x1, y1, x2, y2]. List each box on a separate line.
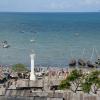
[0, 0, 100, 12]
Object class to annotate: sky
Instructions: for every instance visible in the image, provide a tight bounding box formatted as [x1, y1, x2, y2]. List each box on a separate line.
[0, 0, 100, 12]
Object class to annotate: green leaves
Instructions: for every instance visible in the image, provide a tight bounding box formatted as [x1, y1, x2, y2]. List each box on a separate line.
[67, 69, 82, 81]
[59, 69, 83, 93]
[82, 82, 91, 93]
[82, 70, 100, 94]
[59, 69, 100, 94]
[59, 80, 70, 90]
[12, 63, 28, 72]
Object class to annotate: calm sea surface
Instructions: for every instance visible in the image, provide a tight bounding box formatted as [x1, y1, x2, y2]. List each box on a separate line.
[0, 12, 100, 67]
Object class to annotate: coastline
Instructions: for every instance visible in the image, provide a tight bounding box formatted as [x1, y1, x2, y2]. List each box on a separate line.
[0, 67, 100, 100]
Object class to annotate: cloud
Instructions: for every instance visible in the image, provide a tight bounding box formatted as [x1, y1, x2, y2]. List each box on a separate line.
[50, 2, 67, 10]
[46, 0, 100, 11]
[0, 0, 100, 12]
[46, 1, 75, 11]
[80, 0, 100, 5]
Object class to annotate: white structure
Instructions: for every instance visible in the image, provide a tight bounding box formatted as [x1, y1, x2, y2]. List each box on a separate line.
[30, 54, 36, 81]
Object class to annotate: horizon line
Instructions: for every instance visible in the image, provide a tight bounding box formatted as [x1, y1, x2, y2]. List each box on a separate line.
[0, 11, 100, 13]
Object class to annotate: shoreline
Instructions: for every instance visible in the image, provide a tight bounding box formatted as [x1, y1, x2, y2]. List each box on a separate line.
[0, 64, 100, 100]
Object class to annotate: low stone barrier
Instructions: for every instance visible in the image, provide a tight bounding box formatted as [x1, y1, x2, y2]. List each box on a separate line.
[62, 92, 100, 100]
[0, 90, 100, 100]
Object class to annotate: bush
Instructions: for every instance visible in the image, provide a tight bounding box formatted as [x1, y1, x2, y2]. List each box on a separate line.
[12, 64, 28, 72]
[59, 69, 100, 94]
[82, 70, 100, 94]
[59, 69, 83, 93]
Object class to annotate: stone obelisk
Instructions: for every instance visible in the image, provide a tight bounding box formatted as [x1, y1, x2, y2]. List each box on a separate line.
[30, 54, 36, 81]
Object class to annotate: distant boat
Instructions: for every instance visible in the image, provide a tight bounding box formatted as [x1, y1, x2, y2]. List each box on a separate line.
[95, 58, 100, 65]
[78, 59, 86, 66]
[20, 31, 25, 33]
[3, 44, 10, 48]
[69, 59, 76, 67]
[87, 61, 96, 68]
[75, 33, 79, 36]
[0, 40, 10, 48]
[30, 39, 35, 43]
[2, 41, 8, 44]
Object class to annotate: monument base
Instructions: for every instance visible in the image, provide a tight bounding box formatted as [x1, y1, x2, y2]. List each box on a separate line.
[30, 73, 36, 81]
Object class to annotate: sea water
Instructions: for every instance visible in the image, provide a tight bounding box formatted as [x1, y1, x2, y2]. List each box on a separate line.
[0, 12, 100, 67]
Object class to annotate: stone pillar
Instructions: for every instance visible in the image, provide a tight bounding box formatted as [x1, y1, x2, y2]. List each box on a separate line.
[30, 54, 36, 81]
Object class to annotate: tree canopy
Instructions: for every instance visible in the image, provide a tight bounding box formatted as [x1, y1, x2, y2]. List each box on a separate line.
[59, 69, 100, 94]
[12, 64, 28, 72]
[59, 69, 83, 93]
[82, 70, 100, 94]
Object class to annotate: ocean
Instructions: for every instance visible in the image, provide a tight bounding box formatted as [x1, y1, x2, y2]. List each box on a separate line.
[0, 12, 100, 67]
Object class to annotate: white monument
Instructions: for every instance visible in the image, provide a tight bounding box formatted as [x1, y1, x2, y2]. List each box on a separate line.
[30, 54, 36, 81]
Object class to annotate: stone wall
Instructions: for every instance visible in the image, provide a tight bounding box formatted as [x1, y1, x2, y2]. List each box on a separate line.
[0, 90, 100, 100]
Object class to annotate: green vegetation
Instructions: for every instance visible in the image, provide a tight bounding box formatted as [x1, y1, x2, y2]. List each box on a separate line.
[59, 69, 83, 93]
[59, 69, 100, 94]
[59, 80, 71, 90]
[12, 63, 28, 72]
[82, 70, 100, 94]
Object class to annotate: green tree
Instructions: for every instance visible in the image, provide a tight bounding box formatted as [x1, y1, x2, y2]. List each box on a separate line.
[81, 74, 92, 93]
[82, 70, 100, 94]
[59, 69, 83, 93]
[12, 63, 28, 72]
[59, 80, 71, 90]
